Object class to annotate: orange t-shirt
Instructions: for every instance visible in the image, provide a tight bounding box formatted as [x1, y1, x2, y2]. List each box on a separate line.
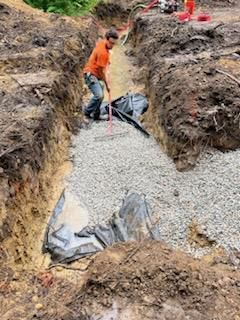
[83, 39, 110, 80]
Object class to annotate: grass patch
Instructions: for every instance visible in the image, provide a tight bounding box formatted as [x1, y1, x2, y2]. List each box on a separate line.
[24, 0, 102, 16]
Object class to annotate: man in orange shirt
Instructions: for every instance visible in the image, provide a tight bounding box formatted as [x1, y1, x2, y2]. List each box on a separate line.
[83, 28, 119, 120]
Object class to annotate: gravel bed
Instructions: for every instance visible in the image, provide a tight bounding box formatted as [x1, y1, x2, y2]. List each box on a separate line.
[67, 120, 240, 255]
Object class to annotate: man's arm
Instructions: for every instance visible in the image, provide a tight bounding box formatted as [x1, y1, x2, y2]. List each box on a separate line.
[99, 67, 110, 93]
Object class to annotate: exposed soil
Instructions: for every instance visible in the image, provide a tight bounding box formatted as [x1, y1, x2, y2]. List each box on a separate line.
[94, 2, 128, 21]
[188, 219, 216, 248]
[0, 0, 98, 264]
[198, 0, 237, 7]
[131, 6, 240, 170]
[73, 241, 240, 320]
[2, 241, 240, 320]
[1, 1, 240, 320]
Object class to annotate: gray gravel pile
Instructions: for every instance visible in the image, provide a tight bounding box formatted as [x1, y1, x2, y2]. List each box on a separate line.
[67, 121, 240, 255]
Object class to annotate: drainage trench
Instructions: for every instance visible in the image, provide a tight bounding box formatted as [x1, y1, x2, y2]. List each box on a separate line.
[1, 2, 240, 320]
[0, 6, 144, 270]
[2, 2, 240, 270]
[48, 32, 240, 266]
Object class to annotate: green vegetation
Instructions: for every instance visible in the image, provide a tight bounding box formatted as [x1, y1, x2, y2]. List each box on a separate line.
[24, 0, 100, 15]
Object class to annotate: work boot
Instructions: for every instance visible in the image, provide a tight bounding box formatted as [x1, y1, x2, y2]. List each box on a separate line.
[93, 109, 100, 121]
[84, 112, 92, 119]
[99, 114, 109, 121]
[83, 111, 93, 125]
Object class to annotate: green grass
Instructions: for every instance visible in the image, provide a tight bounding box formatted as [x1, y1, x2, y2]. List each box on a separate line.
[24, 0, 102, 16]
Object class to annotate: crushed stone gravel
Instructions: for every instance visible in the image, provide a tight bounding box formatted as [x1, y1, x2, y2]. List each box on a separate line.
[67, 120, 240, 256]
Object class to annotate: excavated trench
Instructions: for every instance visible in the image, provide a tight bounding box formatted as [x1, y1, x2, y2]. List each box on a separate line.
[0, 1, 99, 268]
[1, 0, 240, 267]
[130, 9, 240, 170]
[0, 1, 138, 269]
[0, 1, 146, 269]
[1, 1, 240, 320]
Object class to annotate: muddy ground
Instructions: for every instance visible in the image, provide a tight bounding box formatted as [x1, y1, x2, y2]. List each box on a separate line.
[1, 1, 240, 320]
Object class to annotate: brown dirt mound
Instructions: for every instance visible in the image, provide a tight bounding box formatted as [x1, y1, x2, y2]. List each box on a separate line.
[149, 59, 240, 169]
[2, 241, 240, 320]
[131, 13, 240, 169]
[66, 241, 240, 319]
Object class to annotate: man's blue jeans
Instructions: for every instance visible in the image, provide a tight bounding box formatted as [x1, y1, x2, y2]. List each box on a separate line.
[84, 73, 104, 120]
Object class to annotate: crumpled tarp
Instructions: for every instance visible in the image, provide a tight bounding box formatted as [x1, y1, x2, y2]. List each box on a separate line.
[100, 93, 149, 136]
[43, 192, 160, 264]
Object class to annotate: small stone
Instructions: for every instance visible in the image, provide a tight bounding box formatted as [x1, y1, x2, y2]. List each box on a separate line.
[218, 279, 224, 287]
[211, 283, 218, 289]
[32, 296, 38, 303]
[122, 282, 130, 291]
[142, 295, 155, 304]
[92, 290, 98, 297]
[12, 272, 20, 280]
[105, 288, 111, 295]
[174, 189, 179, 197]
[102, 298, 108, 307]
[198, 274, 203, 281]
[55, 266, 62, 272]
[35, 303, 43, 310]
[222, 276, 231, 285]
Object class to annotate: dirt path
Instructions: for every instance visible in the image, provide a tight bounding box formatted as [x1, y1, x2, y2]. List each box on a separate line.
[109, 45, 138, 99]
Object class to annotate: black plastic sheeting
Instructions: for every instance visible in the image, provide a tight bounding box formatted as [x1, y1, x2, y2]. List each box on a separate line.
[43, 192, 160, 264]
[100, 93, 149, 136]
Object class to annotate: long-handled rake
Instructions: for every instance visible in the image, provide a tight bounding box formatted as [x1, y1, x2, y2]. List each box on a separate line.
[94, 67, 129, 142]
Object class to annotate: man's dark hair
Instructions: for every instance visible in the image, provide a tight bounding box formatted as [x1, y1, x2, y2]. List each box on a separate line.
[105, 28, 119, 40]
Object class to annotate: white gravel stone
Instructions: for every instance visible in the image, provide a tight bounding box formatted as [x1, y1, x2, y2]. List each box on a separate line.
[67, 120, 240, 256]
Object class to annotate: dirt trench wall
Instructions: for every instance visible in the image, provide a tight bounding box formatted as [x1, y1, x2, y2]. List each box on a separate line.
[198, 0, 237, 7]
[0, 1, 98, 264]
[131, 14, 240, 170]
[123, 0, 237, 9]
